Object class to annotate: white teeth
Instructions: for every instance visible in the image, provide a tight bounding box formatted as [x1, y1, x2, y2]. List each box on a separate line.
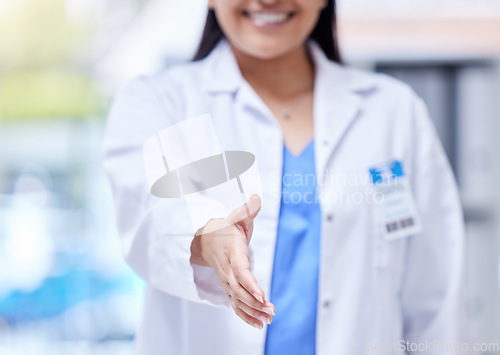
[248, 12, 289, 24]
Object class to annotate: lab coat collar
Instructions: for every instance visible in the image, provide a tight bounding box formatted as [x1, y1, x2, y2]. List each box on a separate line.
[203, 38, 379, 175]
[309, 42, 379, 175]
[203, 38, 377, 94]
[204, 39, 241, 93]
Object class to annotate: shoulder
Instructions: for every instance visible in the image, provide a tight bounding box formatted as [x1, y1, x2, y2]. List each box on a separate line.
[153, 58, 212, 93]
[332, 65, 433, 147]
[339, 65, 424, 121]
[119, 57, 211, 98]
[343, 64, 416, 102]
[113, 57, 213, 120]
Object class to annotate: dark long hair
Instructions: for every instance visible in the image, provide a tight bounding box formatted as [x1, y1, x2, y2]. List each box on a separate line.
[192, 0, 343, 64]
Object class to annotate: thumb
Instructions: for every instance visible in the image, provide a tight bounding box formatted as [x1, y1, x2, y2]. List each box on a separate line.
[227, 194, 262, 235]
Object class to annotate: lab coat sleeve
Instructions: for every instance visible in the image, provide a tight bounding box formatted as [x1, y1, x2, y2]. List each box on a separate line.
[401, 93, 474, 352]
[102, 76, 231, 307]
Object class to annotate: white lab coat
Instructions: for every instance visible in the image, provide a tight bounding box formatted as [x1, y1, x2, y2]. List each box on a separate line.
[102, 38, 472, 354]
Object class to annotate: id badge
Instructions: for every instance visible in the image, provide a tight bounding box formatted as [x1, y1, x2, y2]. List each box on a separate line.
[369, 160, 422, 240]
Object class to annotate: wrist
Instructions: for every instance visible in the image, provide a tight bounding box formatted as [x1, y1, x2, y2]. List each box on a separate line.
[191, 218, 225, 267]
[190, 232, 209, 266]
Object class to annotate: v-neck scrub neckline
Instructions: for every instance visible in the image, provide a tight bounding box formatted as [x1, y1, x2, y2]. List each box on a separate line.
[283, 139, 314, 159]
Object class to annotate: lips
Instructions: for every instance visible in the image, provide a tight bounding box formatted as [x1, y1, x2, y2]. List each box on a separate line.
[242, 10, 294, 26]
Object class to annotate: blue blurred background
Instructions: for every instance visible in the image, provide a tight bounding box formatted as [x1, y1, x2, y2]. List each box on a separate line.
[1, 0, 500, 353]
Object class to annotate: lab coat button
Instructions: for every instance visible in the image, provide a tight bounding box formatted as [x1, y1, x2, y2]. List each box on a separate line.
[322, 139, 329, 146]
[326, 214, 334, 222]
[322, 300, 331, 309]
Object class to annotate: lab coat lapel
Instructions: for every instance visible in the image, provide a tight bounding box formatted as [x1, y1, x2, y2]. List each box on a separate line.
[204, 38, 377, 177]
[204, 39, 242, 94]
[308, 40, 373, 176]
[204, 39, 277, 126]
[314, 75, 363, 176]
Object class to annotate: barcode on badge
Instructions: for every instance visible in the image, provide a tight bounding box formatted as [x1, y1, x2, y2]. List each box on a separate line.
[386, 217, 415, 233]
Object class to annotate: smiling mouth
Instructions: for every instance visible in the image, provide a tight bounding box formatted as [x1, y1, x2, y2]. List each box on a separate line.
[242, 10, 294, 25]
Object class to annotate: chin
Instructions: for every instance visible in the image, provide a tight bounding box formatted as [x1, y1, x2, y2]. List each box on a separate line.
[236, 38, 298, 61]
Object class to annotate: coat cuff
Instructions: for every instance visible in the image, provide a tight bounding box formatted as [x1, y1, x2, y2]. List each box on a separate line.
[148, 195, 232, 307]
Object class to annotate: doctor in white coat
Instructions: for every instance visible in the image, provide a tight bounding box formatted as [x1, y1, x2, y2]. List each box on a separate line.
[103, 0, 472, 354]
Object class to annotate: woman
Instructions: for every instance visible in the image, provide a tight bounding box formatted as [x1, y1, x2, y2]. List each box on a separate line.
[103, 0, 471, 354]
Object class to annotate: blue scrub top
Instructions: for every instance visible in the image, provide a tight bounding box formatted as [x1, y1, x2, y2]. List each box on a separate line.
[265, 140, 322, 355]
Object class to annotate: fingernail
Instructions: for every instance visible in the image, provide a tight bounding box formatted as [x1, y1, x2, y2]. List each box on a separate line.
[259, 315, 271, 325]
[263, 307, 275, 316]
[253, 322, 263, 330]
[252, 293, 264, 303]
